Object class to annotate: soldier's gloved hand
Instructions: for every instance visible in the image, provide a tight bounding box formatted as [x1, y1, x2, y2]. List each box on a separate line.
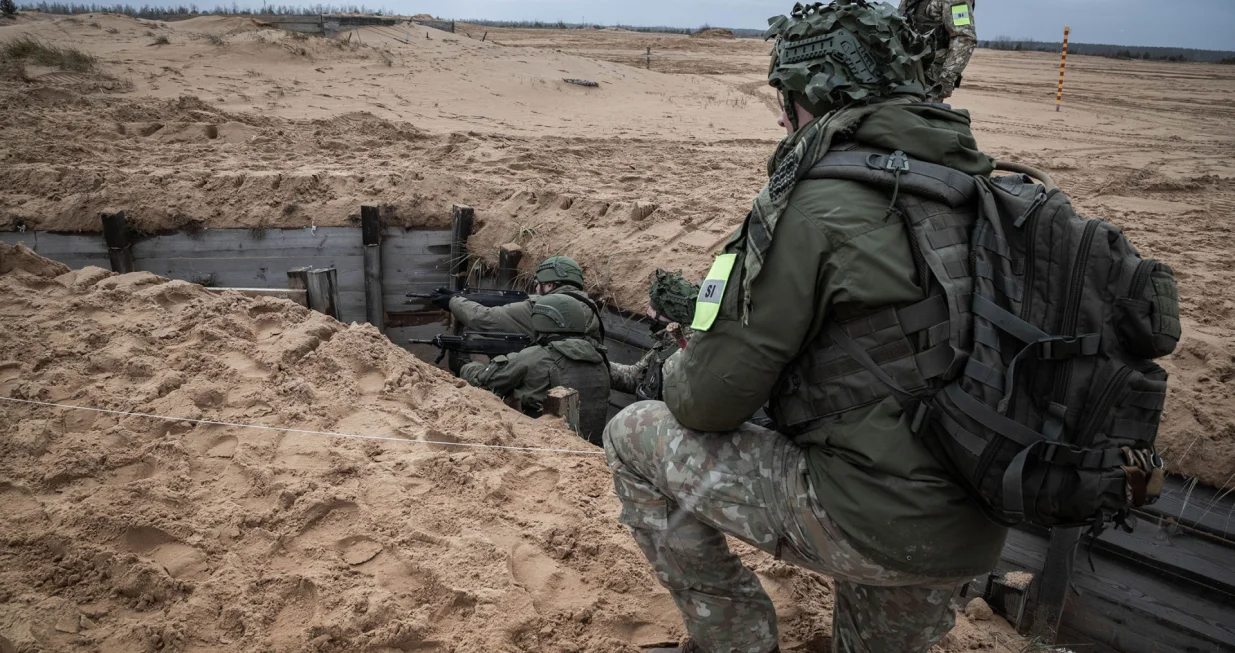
[428, 287, 458, 311]
[448, 352, 473, 376]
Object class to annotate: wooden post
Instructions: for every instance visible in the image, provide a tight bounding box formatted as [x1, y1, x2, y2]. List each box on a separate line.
[497, 242, 524, 289]
[361, 205, 384, 333]
[100, 211, 134, 274]
[306, 266, 340, 320]
[543, 386, 580, 434]
[646, 46, 650, 70]
[287, 266, 309, 292]
[449, 204, 474, 292]
[482, 31, 487, 42]
[1028, 527, 1082, 641]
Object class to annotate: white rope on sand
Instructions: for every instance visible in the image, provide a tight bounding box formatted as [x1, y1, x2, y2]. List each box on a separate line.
[0, 396, 606, 456]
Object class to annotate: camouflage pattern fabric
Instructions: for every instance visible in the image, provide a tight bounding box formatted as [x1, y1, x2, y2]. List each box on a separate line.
[899, 0, 977, 99]
[609, 329, 682, 397]
[603, 400, 964, 653]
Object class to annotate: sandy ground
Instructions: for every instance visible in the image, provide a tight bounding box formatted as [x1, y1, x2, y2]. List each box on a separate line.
[0, 243, 1027, 652]
[0, 10, 1233, 650]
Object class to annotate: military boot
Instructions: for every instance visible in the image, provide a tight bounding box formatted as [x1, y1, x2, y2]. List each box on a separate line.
[647, 643, 779, 653]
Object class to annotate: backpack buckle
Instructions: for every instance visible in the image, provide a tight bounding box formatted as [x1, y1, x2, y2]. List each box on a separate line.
[885, 150, 910, 172]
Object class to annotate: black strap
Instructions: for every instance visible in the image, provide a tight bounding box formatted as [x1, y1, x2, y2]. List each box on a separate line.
[934, 405, 988, 457]
[974, 260, 1023, 301]
[561, 290, 607, 343]
[825, 322, 913, 404]
[964, 358, 1005, 392]
[945, 384, 1042, 449]
[974, 222, 1011, 259]
[896, 294, 950, 334]
[1126, 391, 1166, 412]
[1001, 441, 1039, 521]
[973, 295, 1047, 344]
[803, 149, 978, 207]
[915, 343, 955, 380]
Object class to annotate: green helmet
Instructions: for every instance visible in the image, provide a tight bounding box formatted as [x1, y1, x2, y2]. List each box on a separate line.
[765, 0, 932, 128]
[648, 269, 699, 325]
[535, 256, 585, 290]
[531, 294, 590, 336]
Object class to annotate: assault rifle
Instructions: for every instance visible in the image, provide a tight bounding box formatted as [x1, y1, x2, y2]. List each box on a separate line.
[406, 288, 529, 308]
[408, 331, 534, 364]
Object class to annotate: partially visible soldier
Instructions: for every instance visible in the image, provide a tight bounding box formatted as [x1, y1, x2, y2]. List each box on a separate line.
[609, 269, 698, 401]
[429, 255, 604, 342]
[605, 2, 1006, 652]
[458, 294, 611, 445]
[900, 0, 976, 100]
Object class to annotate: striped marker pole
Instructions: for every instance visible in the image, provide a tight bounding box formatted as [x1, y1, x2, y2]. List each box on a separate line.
[1056, 26, 1070, 111]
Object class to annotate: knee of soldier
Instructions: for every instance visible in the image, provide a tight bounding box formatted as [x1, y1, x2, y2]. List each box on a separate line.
[603, 400, 675, 467]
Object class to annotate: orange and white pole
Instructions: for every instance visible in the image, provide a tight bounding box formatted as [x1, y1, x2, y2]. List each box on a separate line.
[1056, 26, 1070, 111]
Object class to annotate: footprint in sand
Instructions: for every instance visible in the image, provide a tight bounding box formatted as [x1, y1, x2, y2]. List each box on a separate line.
[507, 542, 598, 612]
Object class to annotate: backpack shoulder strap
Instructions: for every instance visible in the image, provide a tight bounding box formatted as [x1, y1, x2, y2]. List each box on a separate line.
[803, 146, 978, 208]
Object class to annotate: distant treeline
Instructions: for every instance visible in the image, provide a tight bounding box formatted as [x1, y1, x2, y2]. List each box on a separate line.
[980, 37, 1235, 63]
[14, 3, 768, 36]
[15, 2, 395, 17]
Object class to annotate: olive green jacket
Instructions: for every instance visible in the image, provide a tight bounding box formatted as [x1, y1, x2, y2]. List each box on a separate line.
[448, 286, 603, 341]
[460, 338, 604, 412]
[663, 103, 1007, 577]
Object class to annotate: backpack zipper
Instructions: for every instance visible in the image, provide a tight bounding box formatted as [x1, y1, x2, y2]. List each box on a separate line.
[1016, 189, 1060, 322]
[1129, 259, 1155, 298]
[1054, 219, 1101, 408]
[1078, 366, 1133, 446]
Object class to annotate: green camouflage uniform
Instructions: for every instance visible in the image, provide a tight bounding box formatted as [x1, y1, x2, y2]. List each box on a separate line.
[900, 0, 977, 99]
[447, 286, 603, 342]
[609, 328, 683, 396]
[604, 5, 1006, 644]
[459, 338, 604, 415]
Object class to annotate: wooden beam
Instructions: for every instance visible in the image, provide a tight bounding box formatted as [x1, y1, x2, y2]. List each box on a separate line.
[306, 267, 341, 320]
[361, 205, 384, 333]
[287, 266, 309, 291]
[449, 204, 474, 292]
[100, 211, 134, 273]
[497, 242, 524, 289]
[543, 386, 580, 434]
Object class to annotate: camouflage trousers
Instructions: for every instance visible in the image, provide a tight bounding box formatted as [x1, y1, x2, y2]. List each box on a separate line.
[603, 401, 963, 653]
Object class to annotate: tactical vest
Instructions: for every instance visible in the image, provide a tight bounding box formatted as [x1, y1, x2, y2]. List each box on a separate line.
[547, 342, 612, 447]
[768, 143, 1175, 530]
[635, 331, 679, 401]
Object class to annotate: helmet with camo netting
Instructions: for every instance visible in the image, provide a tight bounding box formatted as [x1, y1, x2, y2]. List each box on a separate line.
[531, 293, 590, 336]
[534, 256, 585, 290]
[765, 0, 933, 129]
[648, 269, 699, 325]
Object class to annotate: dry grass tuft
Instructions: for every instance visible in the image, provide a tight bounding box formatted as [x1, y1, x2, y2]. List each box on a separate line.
[0, 36, 98, 72]
[204, 33, 225, 46]
[150, 35, 171, 46]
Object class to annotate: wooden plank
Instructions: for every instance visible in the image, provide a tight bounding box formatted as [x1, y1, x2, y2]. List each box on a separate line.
[205, 287, 308, 306]
[1140, 475, 1235, 542]
[497, 243, 524, 289]
[1000, 528, 1235, 652]
[1096, 514, 1235, 597]
[0, 232, 110, 269]
[130, 227, 371, 258]
[137, 256, 366, 288]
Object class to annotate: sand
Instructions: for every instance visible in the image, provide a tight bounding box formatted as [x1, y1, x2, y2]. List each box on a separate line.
[0, 243, 1021, 652]
[0, 10, 1233, 650]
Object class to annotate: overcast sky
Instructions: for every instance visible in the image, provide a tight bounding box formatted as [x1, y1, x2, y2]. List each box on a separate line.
[231, 0, 1235, 51]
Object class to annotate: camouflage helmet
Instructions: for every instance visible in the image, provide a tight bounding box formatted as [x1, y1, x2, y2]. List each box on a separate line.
[531, 293, 590, 336]
[648, 269, 699, 325]
[765, 0, 932, 128]
[535, 255, 585, 290]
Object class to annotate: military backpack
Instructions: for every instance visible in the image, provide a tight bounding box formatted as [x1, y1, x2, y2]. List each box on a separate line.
[790, 145, 1178, 530]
